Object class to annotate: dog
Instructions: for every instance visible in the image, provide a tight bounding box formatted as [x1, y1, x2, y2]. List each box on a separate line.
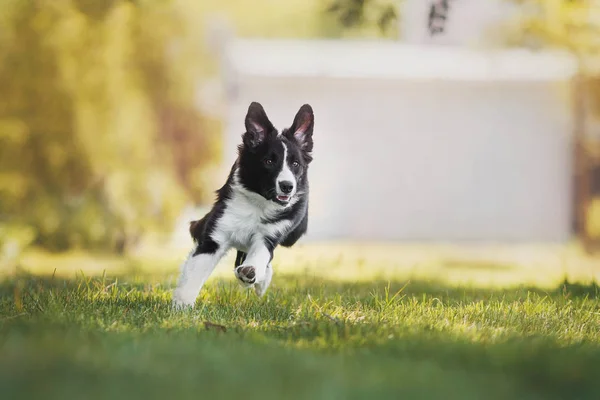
[172, 102, 314, 308]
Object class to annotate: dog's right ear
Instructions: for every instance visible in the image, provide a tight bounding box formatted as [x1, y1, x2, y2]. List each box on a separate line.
[244, 102, 274, 148]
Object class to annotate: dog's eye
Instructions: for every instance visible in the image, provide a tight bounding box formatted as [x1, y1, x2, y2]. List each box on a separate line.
[292, 161, 299, 168]
[265, 159, 273, 165]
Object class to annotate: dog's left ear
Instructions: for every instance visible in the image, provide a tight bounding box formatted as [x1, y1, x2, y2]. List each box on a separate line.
[285, 104, 314, 154]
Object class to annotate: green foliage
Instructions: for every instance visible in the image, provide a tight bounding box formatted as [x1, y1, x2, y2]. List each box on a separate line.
[505, 0, 600, 57]
[0, 0, 217, 253]
[2, 271, 600, 399]
[326, 0, 398, 38]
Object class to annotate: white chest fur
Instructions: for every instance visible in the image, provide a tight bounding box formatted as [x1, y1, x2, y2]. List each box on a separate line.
[212, 186, 293, 251]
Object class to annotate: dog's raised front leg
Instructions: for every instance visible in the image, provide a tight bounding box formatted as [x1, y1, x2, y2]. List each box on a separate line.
[173, 245, 225, 308]
[234, 240, 271, 287]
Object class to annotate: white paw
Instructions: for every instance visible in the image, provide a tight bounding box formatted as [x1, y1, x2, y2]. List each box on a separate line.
[235, 265, 256, 286]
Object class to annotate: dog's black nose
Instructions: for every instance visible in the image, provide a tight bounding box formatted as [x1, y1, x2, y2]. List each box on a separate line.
[279, 181, 294, 194]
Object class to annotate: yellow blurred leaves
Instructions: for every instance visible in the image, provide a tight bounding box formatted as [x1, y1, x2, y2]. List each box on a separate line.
[510, 0, 600, 58]
[0, 172, 29, 200]
[0, 0, 215, 252]
[0, 119, 28, 144]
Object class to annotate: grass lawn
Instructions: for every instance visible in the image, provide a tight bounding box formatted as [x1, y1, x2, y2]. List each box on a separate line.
[1, 242, 600, 400]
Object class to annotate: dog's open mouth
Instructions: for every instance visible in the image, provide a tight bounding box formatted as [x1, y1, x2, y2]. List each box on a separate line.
[276, 195, 290, 202]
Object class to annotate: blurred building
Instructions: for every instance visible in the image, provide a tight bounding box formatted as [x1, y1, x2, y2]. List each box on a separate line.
[209, 1, 578, 242]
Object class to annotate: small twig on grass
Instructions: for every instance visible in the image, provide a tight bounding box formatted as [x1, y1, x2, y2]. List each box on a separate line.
[203, 321, 227, 333]
[321, 312, 342, 325]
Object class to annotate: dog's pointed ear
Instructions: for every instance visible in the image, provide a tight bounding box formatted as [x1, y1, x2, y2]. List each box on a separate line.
[244, 102, 274, 148]
[284, 104, 314, 153]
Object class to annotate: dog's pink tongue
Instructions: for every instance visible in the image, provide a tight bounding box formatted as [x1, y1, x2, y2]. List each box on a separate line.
[277, 196, 289, 201]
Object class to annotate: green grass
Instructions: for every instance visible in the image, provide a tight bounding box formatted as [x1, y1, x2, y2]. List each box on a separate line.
[2, 243, 600, 400]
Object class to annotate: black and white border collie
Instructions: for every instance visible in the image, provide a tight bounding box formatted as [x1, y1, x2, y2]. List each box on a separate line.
[173, 102, 314, 308]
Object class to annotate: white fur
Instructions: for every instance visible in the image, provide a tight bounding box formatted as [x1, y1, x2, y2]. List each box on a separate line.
[276, 142, 296, 197]
[254, 262, 273, 297]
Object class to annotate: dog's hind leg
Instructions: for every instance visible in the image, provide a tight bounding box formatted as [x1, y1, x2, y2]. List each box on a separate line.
[254, 262, 273, 297]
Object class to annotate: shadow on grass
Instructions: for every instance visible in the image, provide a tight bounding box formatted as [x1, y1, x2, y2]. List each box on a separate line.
[3, 268, 599, 300]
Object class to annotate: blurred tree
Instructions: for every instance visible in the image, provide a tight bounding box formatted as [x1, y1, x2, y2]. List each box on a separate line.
[502, 1, 600, 115]
[0, 0, 217, 254]
[326, 0, 399, 37]
[505, 0, 600, 56]
[503, 0, 600, 248]
[325, 0, 457, 38]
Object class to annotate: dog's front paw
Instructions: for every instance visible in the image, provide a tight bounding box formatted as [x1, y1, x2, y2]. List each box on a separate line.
[235, 265, 256, 286]
[172, 290, 196, 310]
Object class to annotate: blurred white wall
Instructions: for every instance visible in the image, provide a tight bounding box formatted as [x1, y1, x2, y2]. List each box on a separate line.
[223, 77, 572, 242]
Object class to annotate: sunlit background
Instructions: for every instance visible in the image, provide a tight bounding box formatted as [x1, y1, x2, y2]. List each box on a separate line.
[1, 0, 600, 283]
